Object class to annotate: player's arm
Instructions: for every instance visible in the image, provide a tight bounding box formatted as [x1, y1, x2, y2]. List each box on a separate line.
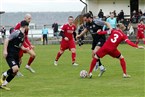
[97, 30, 112, 35]
[3, 31, 19, 58]
[76, 28, 88, 39]
[125, 39, 144, 49]
[21, 45, 29, 52]
[73, 31, 77, 41]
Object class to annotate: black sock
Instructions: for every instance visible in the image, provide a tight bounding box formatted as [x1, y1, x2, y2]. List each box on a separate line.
[98, 59, 102, 66]
[7, 69, 13, 76]
[6, 73, 15, 83]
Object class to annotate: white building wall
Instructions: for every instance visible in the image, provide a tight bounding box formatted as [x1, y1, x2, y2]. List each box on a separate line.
[86, 0, 130, 16]
[139, 0, 145, 11]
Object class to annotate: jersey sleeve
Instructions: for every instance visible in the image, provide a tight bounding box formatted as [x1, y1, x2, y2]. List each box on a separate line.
[61, 24, 66, 31]
[15, 23, 21, 30]
[8, 30, 20, 40]
[94, 19, 105, 26]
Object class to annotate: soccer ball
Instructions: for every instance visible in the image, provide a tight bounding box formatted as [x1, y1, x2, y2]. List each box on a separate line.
[80, 70, 88, 78]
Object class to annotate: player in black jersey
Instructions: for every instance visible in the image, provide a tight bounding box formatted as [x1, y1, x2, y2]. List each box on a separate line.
[0, 20, 29, 90]
[76, 12, 112, 77]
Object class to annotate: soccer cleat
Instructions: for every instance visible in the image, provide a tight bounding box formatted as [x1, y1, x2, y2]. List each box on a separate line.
[0, 85, 10, 91]
[25, 66, 35, 73]
[123, 74, 131, 78]
[88, 73, 92, 78]
[54, 60, 58, 66]
[1, 74, 7, 83]
[72, 63, 79, 66]
[16, 71, 24, 77]
[94, 63, 99, 71]
[98, 68, 106, 77]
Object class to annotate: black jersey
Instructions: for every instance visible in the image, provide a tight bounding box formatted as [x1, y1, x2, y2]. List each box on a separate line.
[84, 19, 106, 41]
[7, 30, 24, 55]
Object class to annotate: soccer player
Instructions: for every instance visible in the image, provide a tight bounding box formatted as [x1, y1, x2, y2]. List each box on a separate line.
[135, 19, 145, 44]
[54, 16, 78, 66]
[76, 12, 112, 77]
[0, 21, 29, 90]
[88, 23, 144, 78]
[15, 14, 36, 73]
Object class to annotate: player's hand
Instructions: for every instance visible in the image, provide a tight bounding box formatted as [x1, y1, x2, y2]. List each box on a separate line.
[3, 51, 8, 58]
[31, 45, 35, 49]
[138, 46, 145, 49]
[64, 37, 69, 41]
[76, 35, 80, 39]
[97, 29, 101, 33]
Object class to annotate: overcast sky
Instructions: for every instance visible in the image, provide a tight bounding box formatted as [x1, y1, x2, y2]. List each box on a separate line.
[0, 0, 85, 12]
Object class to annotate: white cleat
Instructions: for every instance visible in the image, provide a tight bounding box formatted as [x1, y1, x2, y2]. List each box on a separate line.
[123, 74, 131, 78]
[25, 66, 35, 73]
[54, 61, 58, 66]
[88, 73, 92, 78]
[72, 63, 79, 66]
[16, 71, 24, 77]
[98, 68, 106, 77]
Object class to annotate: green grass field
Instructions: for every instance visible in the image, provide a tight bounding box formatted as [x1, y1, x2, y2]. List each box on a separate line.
[0, 44, 144, 97]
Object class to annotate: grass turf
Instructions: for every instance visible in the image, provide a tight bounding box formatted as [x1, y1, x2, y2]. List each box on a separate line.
[0, 44, 144, 97]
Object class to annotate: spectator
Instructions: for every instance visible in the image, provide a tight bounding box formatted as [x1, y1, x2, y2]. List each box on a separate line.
[113, 10, 117, 17]
[0, 26, 6, 44]
[42, 25, 48, 45]
[118, 10, 124, 22]
[103, 12, 117, 30]
[52, 22, 58, 38]
[131, 10, 137, 23]
[78, 24, 85, 47]
[143, 10, 145, 16]
[98, 9, 104, 19]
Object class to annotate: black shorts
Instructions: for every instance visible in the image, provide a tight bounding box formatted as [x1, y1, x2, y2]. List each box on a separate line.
[91, 39, 105, 50]
[6, 55, 20, 68]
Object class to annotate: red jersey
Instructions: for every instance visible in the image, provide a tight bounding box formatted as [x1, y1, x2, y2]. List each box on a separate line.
[137, 23, 145, 34]
[15, 22, 31, 47]
[61, 23, 76, 40]
[103, 29, 128, 50]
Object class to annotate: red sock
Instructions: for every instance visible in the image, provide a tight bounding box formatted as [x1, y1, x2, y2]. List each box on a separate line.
[72, 53, 76, 63]
[55, 52, 62, 61]
[89, 58, 98, 73]
[27, 57, 35, 66]
[135, 40, 139, 45]
[120, 58, 126, 74]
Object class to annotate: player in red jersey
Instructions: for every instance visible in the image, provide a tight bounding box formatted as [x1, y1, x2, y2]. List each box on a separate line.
[88, 23, 144, 78]
[135, 19, 145, 44]
[15, 14, 36, 73]
[54, 16, 78, 66]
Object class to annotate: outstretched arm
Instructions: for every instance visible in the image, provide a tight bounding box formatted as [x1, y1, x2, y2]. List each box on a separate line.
[125, 39, 144, 49]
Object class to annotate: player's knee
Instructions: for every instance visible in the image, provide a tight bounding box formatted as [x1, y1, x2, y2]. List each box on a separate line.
[119, 55, 124, 59]
[71, 48, 76, 53]
[12, 66, 19, 74]
[94, 54, 99, 59]
[30, 53, 36, 58]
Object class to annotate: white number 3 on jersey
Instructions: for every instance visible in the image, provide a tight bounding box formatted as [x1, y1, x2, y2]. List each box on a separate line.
[111, 34, 119, 43]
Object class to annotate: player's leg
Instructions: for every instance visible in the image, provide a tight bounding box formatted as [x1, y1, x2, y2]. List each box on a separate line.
[43, 35, 45, 45]
[54, 49, 64, 66]
[70, 48, 78, 66]
[16, 50, 24, 77]
[25, 49, 36, 73]
[88, 47, 106, 78]
[110, 49, 130, 78]
[70, 40, 78, 66]
[54, 40, 67, 66]
[0, 57, 19, 90]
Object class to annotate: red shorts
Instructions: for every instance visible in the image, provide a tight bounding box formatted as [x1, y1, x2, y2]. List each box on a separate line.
[19, 44, 31, 58]
[96, 47, 121, 58]
[60, 39, 76, 51]
[137, 32, 144, 39]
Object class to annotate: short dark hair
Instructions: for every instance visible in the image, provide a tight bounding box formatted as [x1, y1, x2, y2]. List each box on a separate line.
[83, 12, 93, 18]
[68, 16, 73, 19]
[21, 20, 29, 27]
